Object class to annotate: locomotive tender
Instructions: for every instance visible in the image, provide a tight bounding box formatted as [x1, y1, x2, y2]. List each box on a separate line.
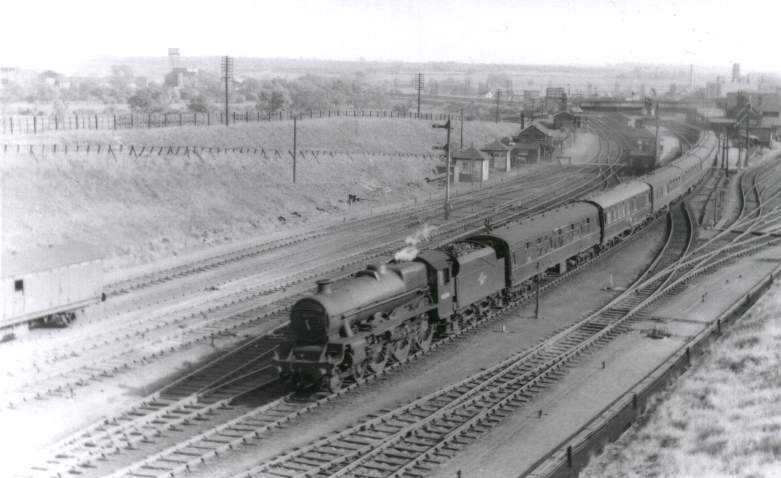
[276, 130, 718, 391]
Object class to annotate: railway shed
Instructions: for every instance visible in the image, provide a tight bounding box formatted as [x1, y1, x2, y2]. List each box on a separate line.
[512, 122, 567, 163]
[1, 243, 104, 338]
[552, 111, 580, 129]
[452, 146, 491, 182]
[480, 139, 512, 172]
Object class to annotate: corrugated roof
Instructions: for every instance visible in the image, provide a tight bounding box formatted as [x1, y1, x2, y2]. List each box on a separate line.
[452, 146, 490, 161]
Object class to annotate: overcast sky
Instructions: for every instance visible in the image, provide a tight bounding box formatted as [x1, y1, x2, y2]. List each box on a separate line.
[2, 0, 779, 73]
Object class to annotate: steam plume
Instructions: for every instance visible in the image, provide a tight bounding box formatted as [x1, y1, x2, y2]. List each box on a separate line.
[393, 224, 437, 262]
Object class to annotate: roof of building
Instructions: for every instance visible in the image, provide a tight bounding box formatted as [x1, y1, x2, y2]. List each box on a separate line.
[517, 122, 567, 141]
[480, 140, 512, 152]
[553, 111, 577, 119]
[2, 242, 103, 278]
[709, 118, 735, 125]
[452, 146, 490, 161]
[760, 117, 781, 128]
[696, 107, 726, 119]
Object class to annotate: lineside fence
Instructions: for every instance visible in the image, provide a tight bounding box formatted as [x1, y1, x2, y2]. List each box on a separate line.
[0, 110, 456, 135]
[0, 143, 439, 160]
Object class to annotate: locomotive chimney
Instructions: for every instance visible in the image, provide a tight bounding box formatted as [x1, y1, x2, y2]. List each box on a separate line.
[316, 278, 333, 294]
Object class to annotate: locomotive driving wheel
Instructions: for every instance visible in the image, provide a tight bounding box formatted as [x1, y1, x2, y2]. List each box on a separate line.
[392, 338, 411, 363]
[367, 344, 389, 373]
[414, 321, 433, 352]
[352, 362, 366, 380]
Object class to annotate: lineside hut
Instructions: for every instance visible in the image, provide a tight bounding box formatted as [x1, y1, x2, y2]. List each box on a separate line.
[452, 146, 490, 182]
[480, 140, 512, 172]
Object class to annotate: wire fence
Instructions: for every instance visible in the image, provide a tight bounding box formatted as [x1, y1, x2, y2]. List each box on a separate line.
[0, 109, 457, 135]
[0, 143, 440, 160]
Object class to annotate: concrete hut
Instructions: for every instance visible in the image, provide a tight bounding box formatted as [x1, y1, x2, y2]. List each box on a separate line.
[480, 140, 513, 172]
[452, 146, 490, 182]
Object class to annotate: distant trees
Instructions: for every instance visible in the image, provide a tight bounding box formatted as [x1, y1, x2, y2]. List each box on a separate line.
[1, 67, 398, 116]
[128, 85, 168, 112]
[187, 94, 211, 113]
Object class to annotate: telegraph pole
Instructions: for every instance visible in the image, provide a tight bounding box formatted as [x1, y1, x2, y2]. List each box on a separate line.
[415, 73, 424, 117]
[654, 100, 661, 165]
[534, 261, 542, 319]
[745, 114, 750, 168]
[221, 56, 234, 126]
[433, 118, 452, 219]
[292, 115, 297, 183]
[495, 89, 502, 123]
[460, 108, 464, 149]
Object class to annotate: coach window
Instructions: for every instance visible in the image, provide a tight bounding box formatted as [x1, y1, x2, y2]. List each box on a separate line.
[14, 279, 24, 293]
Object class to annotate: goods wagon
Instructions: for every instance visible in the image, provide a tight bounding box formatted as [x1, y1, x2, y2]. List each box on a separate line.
[1, 245, 103, 339]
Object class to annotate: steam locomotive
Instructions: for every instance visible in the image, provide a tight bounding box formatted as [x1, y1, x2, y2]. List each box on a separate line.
[275, 130, 718, 391]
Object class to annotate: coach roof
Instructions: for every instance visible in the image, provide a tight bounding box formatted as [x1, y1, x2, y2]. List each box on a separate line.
[488, 202, 599, 245]
[581, 180, 650, 210]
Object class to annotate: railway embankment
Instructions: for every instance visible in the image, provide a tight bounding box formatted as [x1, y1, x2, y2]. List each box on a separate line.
[1, 118, 517, 267]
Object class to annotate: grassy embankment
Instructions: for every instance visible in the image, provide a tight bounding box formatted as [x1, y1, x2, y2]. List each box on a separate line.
[2, 118, 518, 266]
[582, 284, 781, 478]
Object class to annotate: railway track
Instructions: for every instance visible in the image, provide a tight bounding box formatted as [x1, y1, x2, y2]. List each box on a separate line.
[228, 159, 781, 478]
[228, 203, 694, 478]
[4, 168, 602, 408]
[34, 195, 653, 478]
[100, 158, 781, 478]
[19, 126, 626, 478]
[6, 124, 625, 409]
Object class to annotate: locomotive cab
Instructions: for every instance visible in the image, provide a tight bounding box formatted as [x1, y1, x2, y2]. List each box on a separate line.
[414, 249, 455, 321]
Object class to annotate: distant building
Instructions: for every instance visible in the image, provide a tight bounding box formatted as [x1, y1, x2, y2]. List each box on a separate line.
[523, 90, 540, 100]
[545, 87, 567, 112]
[732, 63, 741, 83]
[38, 70, 63, 87]
[0, 66, 18, 86]
[552, 111, 580, 129]
[706, 81, 722, 99]
[164, 67, 198, 88]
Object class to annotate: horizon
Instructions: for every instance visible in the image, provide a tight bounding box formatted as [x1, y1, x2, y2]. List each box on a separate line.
[2, 0, 779, 76]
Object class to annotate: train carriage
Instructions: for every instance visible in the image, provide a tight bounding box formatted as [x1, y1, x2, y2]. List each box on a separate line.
[471, 203, 601, 289]
[642, 165, 684, 213]
[675, 152, 707, 192]
[580, 181, 652, 246]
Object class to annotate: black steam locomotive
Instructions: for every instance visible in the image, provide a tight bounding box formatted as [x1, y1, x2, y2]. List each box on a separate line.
[275, 130, 718, 391]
